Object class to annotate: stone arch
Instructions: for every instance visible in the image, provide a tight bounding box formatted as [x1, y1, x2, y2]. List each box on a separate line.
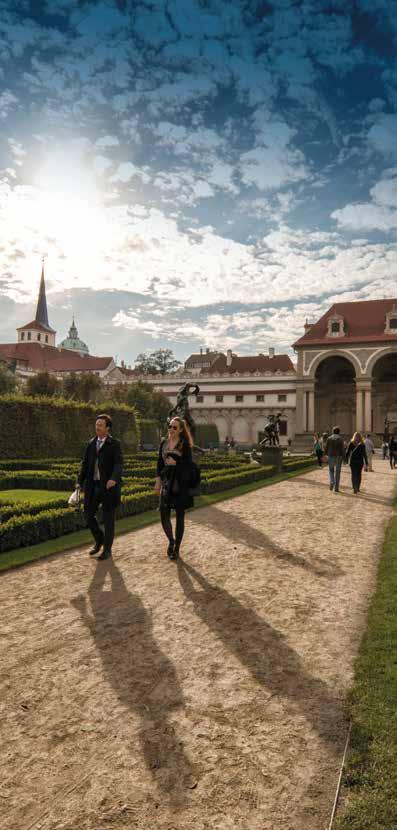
[307, 349, 360, 380]
[314, 354, 356, 435]
[214, 415, 229, 443]
[231, 415, 250, 444]
[370, 350, 397, 434]
[366, 345, 397, 378]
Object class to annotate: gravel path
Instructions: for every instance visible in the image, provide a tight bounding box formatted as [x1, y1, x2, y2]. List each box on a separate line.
[1, 459, 395, 830]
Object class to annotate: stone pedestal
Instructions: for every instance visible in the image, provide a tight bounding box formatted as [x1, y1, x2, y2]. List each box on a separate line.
[261, 446, 283, 473]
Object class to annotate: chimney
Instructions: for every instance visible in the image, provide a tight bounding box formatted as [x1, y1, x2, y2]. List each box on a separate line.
[226, 348, 233, 367]
[206, 347, 210, 354]
[200, 348, 203, 354]
[304, 319, 313, 333]
[268, 347, 275, 358]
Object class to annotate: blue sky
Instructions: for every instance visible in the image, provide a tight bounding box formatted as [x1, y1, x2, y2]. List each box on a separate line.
[1, 0, 397, 363]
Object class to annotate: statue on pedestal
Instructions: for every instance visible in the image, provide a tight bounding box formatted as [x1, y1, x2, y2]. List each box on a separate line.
[259, 412, 282, 447]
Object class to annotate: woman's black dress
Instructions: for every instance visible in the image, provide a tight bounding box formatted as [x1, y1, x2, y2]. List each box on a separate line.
[346, 441, 368, 492]
[157, 438, 194, 510]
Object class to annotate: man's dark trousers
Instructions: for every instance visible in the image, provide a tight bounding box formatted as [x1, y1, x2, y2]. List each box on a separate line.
[84, 482, 116, 551]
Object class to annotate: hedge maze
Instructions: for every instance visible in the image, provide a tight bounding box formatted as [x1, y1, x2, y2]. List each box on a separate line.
[0, 452, 315, 554]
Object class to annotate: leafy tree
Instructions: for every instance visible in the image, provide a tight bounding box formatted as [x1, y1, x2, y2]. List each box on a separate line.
[26, 371, 60, 397]
[0, 361, 16, 395]
[62, 372, 102, 402]
[125, 381, 170, 437]
[134, 348, 181, 375]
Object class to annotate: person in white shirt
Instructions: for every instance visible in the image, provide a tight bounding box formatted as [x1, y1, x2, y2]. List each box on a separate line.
[364, 434, 375, 471]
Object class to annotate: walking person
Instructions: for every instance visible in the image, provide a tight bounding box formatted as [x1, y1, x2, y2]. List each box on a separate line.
[346, 432, 369, 494]
[364, 433, 375, 471]
[313, 433, 323, 467]
[155, 417, 195, 561]
[325, 426, 345, 492]
[77, 413, 123, 560]
[389, 433, 397, 469]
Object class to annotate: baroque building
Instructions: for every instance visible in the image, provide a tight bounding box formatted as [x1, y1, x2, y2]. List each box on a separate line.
[293, 299, 397, 446]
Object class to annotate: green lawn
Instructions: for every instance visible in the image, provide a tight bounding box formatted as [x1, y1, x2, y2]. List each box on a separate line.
[0, 489, 68, 504]
[335, 499, 397, 829]
[0, 466, 313, 572]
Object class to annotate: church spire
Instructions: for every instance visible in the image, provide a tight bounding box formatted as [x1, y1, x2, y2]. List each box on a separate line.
[35, 258, 50, 328]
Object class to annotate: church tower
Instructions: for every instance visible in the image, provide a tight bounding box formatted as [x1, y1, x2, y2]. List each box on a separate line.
[16, 260, 57, 347]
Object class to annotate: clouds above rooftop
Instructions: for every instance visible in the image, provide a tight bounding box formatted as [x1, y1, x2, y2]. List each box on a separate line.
[0, 0, 396, 362]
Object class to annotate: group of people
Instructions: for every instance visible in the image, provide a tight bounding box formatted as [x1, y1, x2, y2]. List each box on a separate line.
[76, 412, 395, 564]
[77, 413, 198, 563]
[314, 426, 387, 494]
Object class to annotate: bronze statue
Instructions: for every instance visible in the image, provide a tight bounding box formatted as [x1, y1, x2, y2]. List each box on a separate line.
[168, 383, 200, 440]
[259, 412, 282, 447]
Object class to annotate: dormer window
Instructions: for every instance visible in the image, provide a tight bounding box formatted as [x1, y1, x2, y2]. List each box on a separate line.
[37, 333, 41, 341]
[385, 306, 397, 334]
[327, 314, 345, 337]
[21, 332, 25, 340]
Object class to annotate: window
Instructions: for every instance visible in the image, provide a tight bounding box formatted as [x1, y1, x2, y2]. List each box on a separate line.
[45, 335, 48, 343]
[37, 333, 41, 341]
[196, 395, 204, 403]
[27, 332, 31, 341]
[279, 420, 287, 436]
[235, 394, 244, 402]
[327, 314, 345, 337]
[331, 321, 340, 333]
[278, 394, 287, 402]
[384, 306, 397, 333]
[256, 394, 264, 402]
[389, 318, 397, 330]
[215, 395, 223, 403]
[21, 332, 25, 340]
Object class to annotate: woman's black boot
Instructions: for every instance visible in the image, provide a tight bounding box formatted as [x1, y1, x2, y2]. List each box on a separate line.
[167, 540, 175, 559]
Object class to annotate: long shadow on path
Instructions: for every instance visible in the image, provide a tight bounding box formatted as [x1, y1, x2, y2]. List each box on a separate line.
[71, 560, 193, 800]
[189, 505, 344, 580]
[293, 475, 394, 507]
[177, 559, 345, 749]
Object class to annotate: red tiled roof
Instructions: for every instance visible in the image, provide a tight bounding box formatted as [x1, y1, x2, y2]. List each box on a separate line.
[294, 299, 397, 347]
[16, 319, 56, 333]
[204, 353, 295, 375]
[185, 351, 221, 365]
[0, 343, 113, 372]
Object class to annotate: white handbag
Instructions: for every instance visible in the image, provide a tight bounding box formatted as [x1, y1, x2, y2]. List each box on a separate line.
[68, 487, 81, 507]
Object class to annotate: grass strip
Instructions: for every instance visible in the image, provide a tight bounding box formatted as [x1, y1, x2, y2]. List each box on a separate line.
[0, 465, 314, 573]
[335, 497, 397, 830]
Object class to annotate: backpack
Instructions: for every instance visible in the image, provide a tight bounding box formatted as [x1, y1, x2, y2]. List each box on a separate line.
[188, 462, 201, 496]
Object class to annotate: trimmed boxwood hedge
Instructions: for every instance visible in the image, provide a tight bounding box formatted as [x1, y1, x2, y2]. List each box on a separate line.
[0, 394, 139, 459]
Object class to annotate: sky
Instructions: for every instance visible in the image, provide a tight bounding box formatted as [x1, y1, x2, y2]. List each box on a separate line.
[1, 0, 397, 365]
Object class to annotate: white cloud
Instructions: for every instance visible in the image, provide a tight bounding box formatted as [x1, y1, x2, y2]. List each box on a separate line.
[368, 114, 397, 158]
[332, 170, 397, 232]
[95, 135, 120, 148]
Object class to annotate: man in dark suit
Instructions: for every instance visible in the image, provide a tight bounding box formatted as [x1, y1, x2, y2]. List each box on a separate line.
[77, 413, 123, 560]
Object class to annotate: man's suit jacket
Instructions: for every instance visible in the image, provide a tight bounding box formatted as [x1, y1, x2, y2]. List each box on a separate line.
[78, 435, 123, 510]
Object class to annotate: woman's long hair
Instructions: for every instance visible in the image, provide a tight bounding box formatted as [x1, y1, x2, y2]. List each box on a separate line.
[168, 416, 193, 448]
[351, 431, 364, 444]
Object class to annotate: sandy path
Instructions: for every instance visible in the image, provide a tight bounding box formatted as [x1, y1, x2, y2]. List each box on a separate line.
[1, 460, 395, 830]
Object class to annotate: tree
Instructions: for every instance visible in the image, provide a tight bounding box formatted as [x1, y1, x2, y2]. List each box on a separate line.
[0, 361, 16, 395]
[62, 372, 103, 402]
[134, 348, 181, 376]
[125, 381, 170, 437]
[26, 371, 60, 397]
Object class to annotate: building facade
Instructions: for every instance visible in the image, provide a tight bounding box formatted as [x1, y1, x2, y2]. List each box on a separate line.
[293, 299, 397, 445]
[105, 348, 297, 446]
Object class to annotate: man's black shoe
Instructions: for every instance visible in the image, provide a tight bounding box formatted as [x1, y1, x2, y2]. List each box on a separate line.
[89, 541, 103, 556]
[97, 549, 112, 560]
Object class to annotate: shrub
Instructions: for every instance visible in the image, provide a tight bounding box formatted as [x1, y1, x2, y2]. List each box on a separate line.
[0, 394, 139, 459]
[195, 423, 219, 448]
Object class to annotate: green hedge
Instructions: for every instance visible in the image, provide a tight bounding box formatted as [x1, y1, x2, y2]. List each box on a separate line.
[195, 423, 219, 448]
[0, 394, 139, 459]
[138, 419, 158, 447]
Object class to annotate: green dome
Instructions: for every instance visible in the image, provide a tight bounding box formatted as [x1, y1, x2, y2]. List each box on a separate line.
[59, 319, 89, 355]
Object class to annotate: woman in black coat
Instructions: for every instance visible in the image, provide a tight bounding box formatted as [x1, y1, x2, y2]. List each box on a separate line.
[155, 417, 194, 560]
[345, 431, 369, 494]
